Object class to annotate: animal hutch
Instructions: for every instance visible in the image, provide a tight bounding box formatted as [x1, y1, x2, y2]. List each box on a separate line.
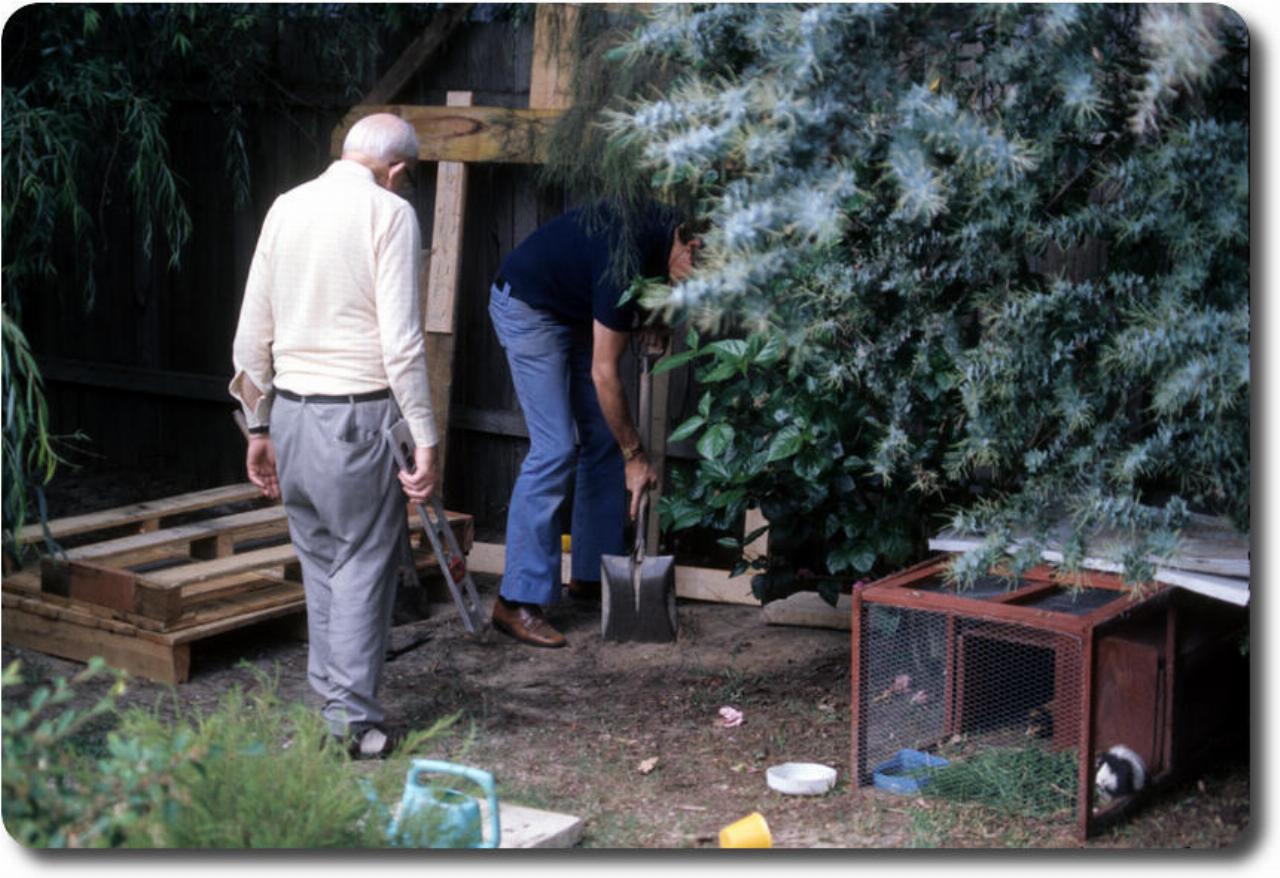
[850, 554, 1248, 840]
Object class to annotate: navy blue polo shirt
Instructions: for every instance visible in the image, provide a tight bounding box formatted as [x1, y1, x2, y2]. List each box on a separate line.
[497, 204, 678, 331]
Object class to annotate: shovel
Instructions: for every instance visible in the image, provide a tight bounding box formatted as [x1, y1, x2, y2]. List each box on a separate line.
[600, 353, 677, 643]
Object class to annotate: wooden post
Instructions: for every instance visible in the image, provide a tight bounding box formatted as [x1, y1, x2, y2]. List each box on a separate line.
[530, 4, 581, 108]
[424, 91, 473, 478]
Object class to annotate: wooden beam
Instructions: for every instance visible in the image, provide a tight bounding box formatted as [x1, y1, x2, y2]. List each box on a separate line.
[425, 93, 473, 333]
[360, 4, 473, 104]
[332, 105, 562, 164]
[36, 356, 230, 403]
[424, 91, 472, 480]
[530, 4, 581, 109]
[2, 592, 192, 685]
[465, 540, 760, 606]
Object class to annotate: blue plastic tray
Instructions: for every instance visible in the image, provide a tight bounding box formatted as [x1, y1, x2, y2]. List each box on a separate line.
[871, 748, 950, 794]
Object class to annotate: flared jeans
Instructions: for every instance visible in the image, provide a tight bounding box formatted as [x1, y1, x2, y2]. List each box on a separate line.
[488, 282, 626, 604]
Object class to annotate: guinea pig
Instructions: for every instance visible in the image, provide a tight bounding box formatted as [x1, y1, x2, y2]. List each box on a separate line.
[1094, 744, 1147, 804]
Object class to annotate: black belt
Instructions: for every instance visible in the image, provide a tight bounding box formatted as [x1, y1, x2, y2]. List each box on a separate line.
[276, 388, 390, 404]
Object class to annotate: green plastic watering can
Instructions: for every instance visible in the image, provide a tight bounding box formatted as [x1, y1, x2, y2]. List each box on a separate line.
[378, 759, 501, 849]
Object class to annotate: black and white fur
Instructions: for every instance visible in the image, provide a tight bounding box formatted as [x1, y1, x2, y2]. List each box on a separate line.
[1094, 744, 1147, 805]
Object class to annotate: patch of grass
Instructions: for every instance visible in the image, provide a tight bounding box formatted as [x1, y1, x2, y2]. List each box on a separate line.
[906, 802, 958, 847]
[924, 746, 1077, 818]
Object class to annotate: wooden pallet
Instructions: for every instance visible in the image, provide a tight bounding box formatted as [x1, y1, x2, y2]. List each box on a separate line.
[3, 483, 474, 683]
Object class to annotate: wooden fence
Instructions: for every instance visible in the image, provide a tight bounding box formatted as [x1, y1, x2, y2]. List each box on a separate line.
[26, 13, 711, 552]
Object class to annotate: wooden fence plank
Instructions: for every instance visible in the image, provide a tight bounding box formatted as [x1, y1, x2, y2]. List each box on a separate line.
[530, 4, 580, 109]
[361, 4, 473, 104]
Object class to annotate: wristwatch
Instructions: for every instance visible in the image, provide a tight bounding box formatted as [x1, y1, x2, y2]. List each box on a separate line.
[621, 442, 644, 462]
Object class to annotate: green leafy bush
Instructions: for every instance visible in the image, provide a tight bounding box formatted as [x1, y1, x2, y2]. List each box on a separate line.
[2, 658, 196, 848]
[3, 659, 459, 848]
[548, 4, 1249, 592]
[116, 669, 459, 848]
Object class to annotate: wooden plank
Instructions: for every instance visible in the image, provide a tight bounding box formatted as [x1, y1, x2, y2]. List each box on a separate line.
[139, 543, 300, 590]
[483, 798, 584, 849]
[762, 591, 851, 630]
[41, 558, 144, 615]
[424, 91, 472, 479]
[674, 564, 760, 605]
[929, 515, 1249, 579]
[134, 509, 471, 615]
[1, 593, 191, 685]
[529, 4, 580, 110]
[167, 589, 306, 645]
[449, 404, 700, 462]
[331, 105, 562, 165]
[63, 506, 287, 562]
[15, 483, 263, 545]
[2, 568, 41, 596]
[465, 540, 760, 605]
[1153, 567, 1248, 606]
[360, 4, 473, 105]
[426, 92, 473, 334]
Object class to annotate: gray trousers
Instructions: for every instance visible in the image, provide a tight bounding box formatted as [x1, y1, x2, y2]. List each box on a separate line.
[271, 393, 413, 736]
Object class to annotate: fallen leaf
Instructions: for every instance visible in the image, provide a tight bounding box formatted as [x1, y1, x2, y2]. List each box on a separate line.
[638, 756, 659, 774]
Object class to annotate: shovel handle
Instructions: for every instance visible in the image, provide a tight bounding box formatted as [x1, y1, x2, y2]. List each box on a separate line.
[634, 493, 648, 564]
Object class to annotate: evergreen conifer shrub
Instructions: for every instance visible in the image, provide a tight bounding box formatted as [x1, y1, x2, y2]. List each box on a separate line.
[551, 4, 1249, 594]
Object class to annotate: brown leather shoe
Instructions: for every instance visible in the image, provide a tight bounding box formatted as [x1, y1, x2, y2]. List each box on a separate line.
[492, 598, 567, 648]
[566, 578, 601, 602]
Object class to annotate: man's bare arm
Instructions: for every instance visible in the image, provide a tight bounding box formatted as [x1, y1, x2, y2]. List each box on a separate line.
[592, 320, 658, 520]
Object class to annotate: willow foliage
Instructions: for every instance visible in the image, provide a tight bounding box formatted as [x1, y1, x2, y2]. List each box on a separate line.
[1, 4, 446, 560]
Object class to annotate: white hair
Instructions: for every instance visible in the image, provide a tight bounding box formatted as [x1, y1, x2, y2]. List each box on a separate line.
[342, 114, 419, 164]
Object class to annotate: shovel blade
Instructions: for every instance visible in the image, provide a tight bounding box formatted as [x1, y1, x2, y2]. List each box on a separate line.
[601, 553, 678, 643]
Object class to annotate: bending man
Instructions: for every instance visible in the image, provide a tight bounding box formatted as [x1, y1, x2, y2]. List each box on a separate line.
[488, 203, 699, 647]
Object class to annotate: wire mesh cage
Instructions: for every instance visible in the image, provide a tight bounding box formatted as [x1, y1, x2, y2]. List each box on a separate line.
[857, 601, 1083, 821]
[849, 557, 1202, 840]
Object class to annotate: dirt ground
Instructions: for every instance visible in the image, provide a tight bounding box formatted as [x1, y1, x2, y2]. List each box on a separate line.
[2, 571, 1252, 850]
[2, 468, 1252, 850]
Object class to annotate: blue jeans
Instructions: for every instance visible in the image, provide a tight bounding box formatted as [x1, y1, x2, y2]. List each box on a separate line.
[488, 282, 625, 605]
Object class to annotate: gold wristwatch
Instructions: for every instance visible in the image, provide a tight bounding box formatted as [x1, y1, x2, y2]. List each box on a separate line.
[621, 442, 644, 462]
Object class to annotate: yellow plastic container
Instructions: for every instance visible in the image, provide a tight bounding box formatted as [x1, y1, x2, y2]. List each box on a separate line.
[719, 811, 772, 848]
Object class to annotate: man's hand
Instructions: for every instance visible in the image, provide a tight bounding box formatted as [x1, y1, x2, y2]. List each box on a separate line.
[398, 444, 439, 504]
[626, 456, 659, 521]
[246, 436, 280, 499]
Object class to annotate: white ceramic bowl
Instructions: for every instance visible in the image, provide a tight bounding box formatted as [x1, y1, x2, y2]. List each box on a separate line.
[766, 762, 837, 796]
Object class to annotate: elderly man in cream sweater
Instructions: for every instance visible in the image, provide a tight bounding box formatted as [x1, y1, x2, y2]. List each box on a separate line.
[230, 113, 437, 759]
